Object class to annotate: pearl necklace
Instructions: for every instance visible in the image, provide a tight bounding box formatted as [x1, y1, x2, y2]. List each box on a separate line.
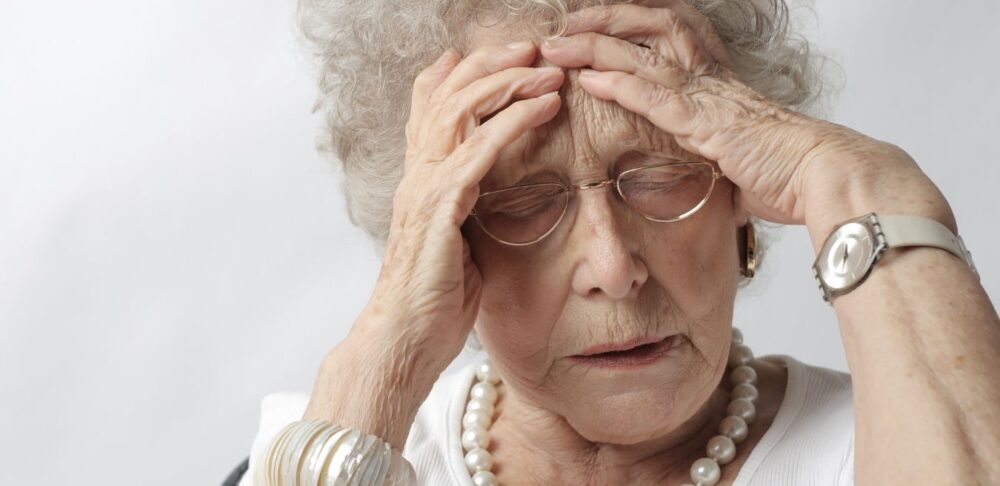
[460, 327, 759, 486]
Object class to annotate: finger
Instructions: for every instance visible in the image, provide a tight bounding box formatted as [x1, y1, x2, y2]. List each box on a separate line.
[466, 66, 564, 122]
[445, 92, 562, 219]
[562, 3, 731, 66]
[576, 69, 700, 141]
[407, 50, 461, 146]
[430, 41, 539, 106]
[542, 32, 691, 88]
[424, 66, 564, 158]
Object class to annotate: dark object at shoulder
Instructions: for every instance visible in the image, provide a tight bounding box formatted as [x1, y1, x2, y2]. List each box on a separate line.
[222, 457, 249, 486]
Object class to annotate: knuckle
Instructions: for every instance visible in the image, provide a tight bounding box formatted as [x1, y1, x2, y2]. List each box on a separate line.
[413, 67, 434, 89]
[657, 8, 680, 27]
[413, 61, 444, 91]
[586, 5, 615, 26]
[465, 45, 495, 67]
[634, 46, 668, 70]
[456, 89, 480, 112]
[463, 127, 490, 149]
[425, 147, 453, 164]
[439, 98, 474, 130]
[645, 83, 678, 108]
[647, 84, 694, 119]
[578, 32, 600, 50]
[440, 93, 468, 116]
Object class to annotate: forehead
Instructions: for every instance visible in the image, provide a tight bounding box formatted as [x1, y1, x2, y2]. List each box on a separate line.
[466, 25, 694, 188]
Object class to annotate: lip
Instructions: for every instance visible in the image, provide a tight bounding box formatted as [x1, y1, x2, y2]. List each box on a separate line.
[577, 335, 670, 356]
[571, 334, 684, 370]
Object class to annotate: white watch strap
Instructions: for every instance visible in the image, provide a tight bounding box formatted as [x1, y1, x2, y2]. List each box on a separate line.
[878, 214, 978, 277]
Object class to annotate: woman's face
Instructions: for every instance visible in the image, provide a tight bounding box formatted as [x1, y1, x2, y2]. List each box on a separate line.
[462, 36, 746, 444]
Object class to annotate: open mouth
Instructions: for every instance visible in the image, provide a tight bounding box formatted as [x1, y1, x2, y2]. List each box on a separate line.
[571, 334, 684, 369]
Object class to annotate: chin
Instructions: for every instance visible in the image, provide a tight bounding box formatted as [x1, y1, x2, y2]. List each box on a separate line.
[562, 390, 689, 445]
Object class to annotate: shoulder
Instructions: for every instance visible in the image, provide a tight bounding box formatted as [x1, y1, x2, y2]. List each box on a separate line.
[745, 355, 855, 486]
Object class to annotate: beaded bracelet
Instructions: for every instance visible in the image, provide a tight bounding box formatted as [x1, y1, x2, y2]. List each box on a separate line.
[254, 419, 417, 486]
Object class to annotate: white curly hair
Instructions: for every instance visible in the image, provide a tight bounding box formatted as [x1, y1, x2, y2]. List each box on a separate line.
[297, 0, 829, 277]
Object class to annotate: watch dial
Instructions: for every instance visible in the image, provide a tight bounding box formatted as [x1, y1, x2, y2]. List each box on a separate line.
[818, 222, 875, 291]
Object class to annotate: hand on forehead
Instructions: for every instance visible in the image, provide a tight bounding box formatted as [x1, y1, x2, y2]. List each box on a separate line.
[462, 1, 721, 187]
[482, 102, 698, 190]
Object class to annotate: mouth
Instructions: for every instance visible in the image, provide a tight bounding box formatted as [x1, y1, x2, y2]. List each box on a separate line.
[571, 334, 685, 369]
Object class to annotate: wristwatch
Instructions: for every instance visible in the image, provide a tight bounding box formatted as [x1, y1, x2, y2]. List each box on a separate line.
[812, 213, 978, 303]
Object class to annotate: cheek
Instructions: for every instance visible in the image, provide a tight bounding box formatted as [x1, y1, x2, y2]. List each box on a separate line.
[467, 236, 568, 369]
[641, 219, 737, 314]
[643, 181, 738, 302]
[638, 188, 739, 365]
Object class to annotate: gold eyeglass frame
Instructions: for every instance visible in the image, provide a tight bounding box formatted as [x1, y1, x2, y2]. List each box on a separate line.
[468, 161, 726, 247]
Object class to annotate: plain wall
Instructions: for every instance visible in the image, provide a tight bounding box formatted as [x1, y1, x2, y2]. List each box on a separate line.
[1, 0, 996, 484]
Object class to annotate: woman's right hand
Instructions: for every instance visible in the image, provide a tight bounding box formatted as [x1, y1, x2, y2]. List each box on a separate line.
[303, 41, 564, 450]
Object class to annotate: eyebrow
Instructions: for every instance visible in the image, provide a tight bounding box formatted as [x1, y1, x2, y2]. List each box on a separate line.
[488, 147, 696, 191]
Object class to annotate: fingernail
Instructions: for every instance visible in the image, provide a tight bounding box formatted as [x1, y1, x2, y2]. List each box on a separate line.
[578, 69, 598, 78]
[538, 66, 562, 75]
[505, 40, 532, 50]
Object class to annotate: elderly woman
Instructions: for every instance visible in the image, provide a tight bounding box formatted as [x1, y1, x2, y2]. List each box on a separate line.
[233, 0, 999, 485]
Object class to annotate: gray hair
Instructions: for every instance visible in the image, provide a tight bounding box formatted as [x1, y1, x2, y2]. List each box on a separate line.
[297, 0, 829, 280]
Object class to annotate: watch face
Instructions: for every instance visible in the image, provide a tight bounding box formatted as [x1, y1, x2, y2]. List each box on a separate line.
[816, 222, 876, 291]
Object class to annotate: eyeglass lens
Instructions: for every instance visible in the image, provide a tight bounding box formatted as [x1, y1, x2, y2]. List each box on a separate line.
[472, 162, 716, 245]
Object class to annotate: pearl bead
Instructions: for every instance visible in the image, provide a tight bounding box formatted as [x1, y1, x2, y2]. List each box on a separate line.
[470, 382, 498, 403]
[719, 415, 749, 443]
[471, 470, 498, 486]
[466, 397, 495, 417]
[458, 340, 763, 486]
[727, 398, 757, 424]
[465, 447, 493, 473]
[690, 457, 721, 485]
[730, 365, 757, 386]
[463, 409, 492, 429]
[462, 426, 490, 451]
[476, 361, 501, 385]
[706, 435, 736, 465]
[728, 343, 754, 368]
[731, 383, 759, 402]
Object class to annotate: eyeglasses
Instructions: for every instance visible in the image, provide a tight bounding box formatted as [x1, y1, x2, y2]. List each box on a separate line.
[469, 161, 725, 246]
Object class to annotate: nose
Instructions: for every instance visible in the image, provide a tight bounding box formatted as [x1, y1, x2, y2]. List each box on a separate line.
[569, 186, 649, 300]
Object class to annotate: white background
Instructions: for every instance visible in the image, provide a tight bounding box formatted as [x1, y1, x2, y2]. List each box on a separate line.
[1, 0, 997, 484]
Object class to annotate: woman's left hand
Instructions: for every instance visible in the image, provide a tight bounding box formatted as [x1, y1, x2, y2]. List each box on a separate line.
[539, 3, 956, 246]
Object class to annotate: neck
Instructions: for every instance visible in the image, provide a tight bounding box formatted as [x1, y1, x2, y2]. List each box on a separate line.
[490, 379, 731, 484]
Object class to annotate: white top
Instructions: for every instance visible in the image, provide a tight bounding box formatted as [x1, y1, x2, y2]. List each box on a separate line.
[240, 354, 855, 485]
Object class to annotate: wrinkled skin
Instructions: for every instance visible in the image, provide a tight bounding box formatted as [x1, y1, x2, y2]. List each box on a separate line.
[466, 70, 770, 484]
[303, 1, 993, 485]
[457, 11, 770, 484]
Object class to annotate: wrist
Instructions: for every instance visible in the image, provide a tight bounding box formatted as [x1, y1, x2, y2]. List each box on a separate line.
[800, 143, 957, 253]
[303, 316, 444, 450]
